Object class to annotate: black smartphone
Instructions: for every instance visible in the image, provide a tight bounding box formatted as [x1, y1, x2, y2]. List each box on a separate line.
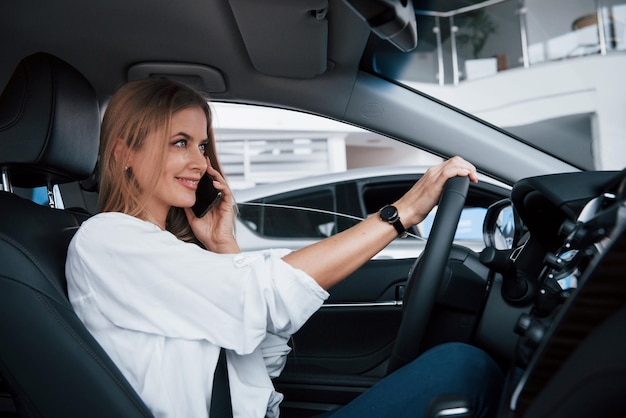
[191, 172, 222, 218]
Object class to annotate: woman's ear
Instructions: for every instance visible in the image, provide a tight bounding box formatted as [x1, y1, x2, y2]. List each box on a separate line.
[113, 137, 131, 168]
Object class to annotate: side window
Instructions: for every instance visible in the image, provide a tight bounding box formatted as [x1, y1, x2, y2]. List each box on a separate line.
[217, 104, 511, 250]
[238, 187, 339, 238]
[31, 187, 49, 205]
[212, 103, 437, 190]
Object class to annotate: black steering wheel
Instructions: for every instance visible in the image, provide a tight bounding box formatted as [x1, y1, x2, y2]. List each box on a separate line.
[387, 176, 470, 374]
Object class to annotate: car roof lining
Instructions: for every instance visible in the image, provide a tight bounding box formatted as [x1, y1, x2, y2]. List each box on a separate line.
[0, 0, 579, 186]
[0, 0, 368, 103]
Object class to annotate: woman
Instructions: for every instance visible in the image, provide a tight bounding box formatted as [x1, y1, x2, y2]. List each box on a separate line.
[66, 78, 503, 417]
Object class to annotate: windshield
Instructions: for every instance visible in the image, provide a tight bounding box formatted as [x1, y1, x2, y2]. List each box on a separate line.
[366, 0, 626, 171]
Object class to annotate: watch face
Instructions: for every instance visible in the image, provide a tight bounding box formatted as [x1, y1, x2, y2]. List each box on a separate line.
[380, 205, 398, 222]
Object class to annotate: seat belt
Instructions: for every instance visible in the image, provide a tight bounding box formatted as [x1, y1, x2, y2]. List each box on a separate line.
[210, 348, 233, 418]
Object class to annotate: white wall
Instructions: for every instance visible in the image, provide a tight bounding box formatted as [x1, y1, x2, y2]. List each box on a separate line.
[525, 0, 595, 44]
[411, 53, 626, 170]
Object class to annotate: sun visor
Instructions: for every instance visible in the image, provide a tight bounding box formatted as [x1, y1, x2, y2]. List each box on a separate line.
[229, 0, 329, 79]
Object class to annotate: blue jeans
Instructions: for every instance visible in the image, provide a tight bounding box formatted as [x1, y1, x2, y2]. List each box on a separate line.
[316, 342, 504, 418]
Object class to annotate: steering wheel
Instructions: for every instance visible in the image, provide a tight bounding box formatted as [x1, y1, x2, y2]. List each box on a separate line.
[386, 176, 470, 374]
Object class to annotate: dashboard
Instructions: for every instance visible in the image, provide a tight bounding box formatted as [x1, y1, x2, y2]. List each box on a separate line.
[485, 169, 626, 416]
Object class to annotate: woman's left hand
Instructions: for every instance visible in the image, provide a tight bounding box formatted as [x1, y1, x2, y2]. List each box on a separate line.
[185, 162, 241, 253]
[392, 156, 478, 229]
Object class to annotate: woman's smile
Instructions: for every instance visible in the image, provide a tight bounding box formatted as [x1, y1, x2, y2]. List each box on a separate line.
[176, 176, 201, 190]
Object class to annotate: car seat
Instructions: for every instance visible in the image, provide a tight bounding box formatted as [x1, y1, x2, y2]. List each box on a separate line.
[0, 52, 154, 417]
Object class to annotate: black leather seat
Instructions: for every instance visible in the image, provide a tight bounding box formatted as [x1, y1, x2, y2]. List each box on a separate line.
[0, 52, 154, 417]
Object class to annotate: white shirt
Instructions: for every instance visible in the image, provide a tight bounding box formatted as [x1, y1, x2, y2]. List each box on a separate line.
[65, 212, 329, 418]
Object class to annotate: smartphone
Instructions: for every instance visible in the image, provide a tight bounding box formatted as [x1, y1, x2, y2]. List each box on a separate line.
[191, 172, 222, 218]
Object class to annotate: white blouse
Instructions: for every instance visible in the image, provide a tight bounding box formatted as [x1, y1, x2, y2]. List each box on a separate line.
[65, 212, 329, 418]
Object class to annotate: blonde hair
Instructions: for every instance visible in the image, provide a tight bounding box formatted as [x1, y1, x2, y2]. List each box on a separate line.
[98, 78, 224, 244]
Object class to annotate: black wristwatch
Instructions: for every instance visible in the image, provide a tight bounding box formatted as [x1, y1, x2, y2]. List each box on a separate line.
[379, 205, 407, 238]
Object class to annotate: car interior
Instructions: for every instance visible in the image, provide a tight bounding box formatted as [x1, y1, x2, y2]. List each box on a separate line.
[1, 1, 626, 417]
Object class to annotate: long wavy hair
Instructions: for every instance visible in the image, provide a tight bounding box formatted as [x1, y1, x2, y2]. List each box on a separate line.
[98, 77, 225, 244]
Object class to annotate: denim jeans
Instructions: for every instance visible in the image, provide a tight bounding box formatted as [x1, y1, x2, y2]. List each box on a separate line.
[315, 342, 504, 418]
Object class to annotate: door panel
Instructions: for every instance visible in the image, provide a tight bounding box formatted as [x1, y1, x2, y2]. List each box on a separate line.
[275, 258, 415, 414]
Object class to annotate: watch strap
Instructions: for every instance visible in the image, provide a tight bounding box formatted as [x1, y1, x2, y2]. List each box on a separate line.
[390, 218, 406, 237]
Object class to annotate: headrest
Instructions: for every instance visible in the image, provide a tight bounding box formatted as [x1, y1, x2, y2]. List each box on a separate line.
[0, 52, 100, 188]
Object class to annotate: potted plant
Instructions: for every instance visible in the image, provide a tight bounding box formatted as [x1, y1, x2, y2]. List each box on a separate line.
[457, 8, 499, 79]
[456, 8, 499, 59]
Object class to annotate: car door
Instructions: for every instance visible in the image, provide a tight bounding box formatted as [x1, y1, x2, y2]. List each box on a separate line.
[236, 175, 510, 415]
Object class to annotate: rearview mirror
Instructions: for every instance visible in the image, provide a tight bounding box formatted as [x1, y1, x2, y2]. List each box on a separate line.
[343, 0, 418, 52]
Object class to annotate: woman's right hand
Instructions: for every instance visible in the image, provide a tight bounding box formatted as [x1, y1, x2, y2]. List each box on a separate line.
[185, 160, 241, 253]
